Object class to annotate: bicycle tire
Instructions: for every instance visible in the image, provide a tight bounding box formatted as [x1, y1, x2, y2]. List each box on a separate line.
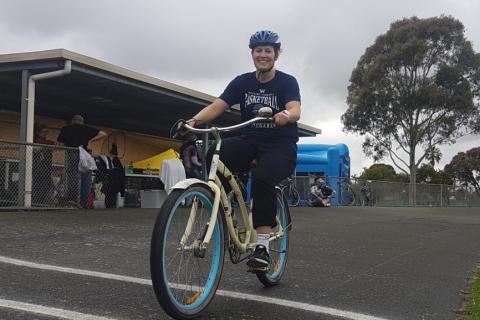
[256, 189, 289, 287]
[150, 185, 225, 319]
[289, 187, 300, 207]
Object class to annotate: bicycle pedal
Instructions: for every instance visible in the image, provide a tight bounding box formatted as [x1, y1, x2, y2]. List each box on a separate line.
[247, 265, 270, 273]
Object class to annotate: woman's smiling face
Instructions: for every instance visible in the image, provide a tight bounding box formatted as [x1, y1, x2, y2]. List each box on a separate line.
[251, 45, 277, 72]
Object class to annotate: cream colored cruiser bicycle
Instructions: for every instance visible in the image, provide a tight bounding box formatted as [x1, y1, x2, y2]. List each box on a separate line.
[150, 107, 292, 320]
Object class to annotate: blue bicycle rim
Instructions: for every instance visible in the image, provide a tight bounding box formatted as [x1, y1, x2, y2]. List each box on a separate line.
[269, 197, 288, 279]
[162, 190, 222, 310]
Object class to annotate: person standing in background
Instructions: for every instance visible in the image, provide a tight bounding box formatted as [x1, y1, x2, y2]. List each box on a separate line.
[101, 143, 125, 208]
[34, 124, 55, 145]
[57, 115, 107, 208]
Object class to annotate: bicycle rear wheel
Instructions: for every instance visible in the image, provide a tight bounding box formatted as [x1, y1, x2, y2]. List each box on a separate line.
[150, 186, 225, 319]
[256, 190, 290, 287]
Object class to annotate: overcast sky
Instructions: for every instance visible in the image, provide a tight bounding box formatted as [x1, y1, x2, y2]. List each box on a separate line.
[1, 0, 479, 175]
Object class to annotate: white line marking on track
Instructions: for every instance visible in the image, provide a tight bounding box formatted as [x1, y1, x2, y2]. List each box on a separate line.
[0, 298, 117, 320]
[0, 255, 151, 285]
[0, 255, 390, 320]
[215, 289, 389, 320]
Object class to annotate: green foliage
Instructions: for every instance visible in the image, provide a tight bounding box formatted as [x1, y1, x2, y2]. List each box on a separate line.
[416, 164, 452, 184]
[424, 145, 442, 168]
[445, 147, 480, 196]
[359, 163, 450, 184]
[416, 164, 436, 183]
[467, 267, 480, 319]
[392, 173, 410, 183]
[342, 15, 480, 183]
[360, 163, 396, 180]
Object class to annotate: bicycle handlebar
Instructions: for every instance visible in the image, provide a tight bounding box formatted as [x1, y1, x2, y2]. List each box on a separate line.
[183, 115, 273, 134]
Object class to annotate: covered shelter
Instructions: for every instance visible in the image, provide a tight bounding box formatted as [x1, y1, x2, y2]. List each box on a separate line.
[0, 49, 321, 208]
[0, 49, 320, 140]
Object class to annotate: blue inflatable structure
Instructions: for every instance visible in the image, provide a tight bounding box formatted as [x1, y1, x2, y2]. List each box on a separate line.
[296, 144, 350, 206]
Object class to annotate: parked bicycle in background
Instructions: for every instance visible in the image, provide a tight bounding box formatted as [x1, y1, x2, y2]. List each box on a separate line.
[278, 176, 300, 207]
[347, 179, 376, 206]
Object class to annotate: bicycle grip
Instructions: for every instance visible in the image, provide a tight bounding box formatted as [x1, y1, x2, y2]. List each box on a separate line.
[173, 121, 188, 140]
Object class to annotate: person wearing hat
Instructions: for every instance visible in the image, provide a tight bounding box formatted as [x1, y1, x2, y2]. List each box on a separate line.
[57, 115, 107, 208]
[57, 115, 106, 148]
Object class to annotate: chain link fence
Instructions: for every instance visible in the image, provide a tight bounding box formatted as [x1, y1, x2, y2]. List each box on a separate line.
[291, 175, 311, 206]
[4, 137, 479, 209]
[323, 176, 480, 207]
[0, 139, 80, 209]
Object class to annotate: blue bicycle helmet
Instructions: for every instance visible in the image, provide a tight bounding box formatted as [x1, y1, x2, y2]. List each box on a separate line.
[249, 30, 281, 49]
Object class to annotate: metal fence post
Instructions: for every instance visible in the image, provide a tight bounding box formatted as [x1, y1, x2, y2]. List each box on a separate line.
[17, 70, 31, 207]
[440, 184, 443, 207]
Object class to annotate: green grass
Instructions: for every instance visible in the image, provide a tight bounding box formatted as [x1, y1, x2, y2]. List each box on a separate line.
[468, 267, 480, 319]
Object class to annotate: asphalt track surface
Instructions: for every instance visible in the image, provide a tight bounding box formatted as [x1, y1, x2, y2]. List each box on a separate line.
[0, 206, 479, 320]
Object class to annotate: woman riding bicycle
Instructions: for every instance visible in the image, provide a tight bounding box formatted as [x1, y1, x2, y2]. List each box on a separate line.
[184, 30, 301, 271]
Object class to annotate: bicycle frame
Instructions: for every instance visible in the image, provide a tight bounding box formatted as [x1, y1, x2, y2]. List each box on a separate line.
[174, 112, 285, 254]
[215, 160, 256, 251]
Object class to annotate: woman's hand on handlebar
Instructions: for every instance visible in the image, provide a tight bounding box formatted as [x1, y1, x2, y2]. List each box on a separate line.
[173, 119, 195, 140]
[186, 118, 198, 128]
[273, 110, 290, 126]
[176, 118, 196, 131]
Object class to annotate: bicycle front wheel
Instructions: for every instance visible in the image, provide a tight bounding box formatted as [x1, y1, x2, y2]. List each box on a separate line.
[150, 186, 225, 319]
[256, 189, 290, 287]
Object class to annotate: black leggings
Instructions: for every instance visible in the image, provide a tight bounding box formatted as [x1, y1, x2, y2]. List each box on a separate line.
[207, 137, 296, 228]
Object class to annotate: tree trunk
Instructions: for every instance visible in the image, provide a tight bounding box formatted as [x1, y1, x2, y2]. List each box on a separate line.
[409, 166, 417, 206]
[409, 147, 417, 206]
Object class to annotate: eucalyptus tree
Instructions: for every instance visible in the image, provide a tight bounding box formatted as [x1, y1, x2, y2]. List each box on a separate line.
[342, 15, 480, 204]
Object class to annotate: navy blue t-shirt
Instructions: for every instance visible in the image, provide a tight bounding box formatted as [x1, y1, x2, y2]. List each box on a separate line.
[219, 71, 300, 143]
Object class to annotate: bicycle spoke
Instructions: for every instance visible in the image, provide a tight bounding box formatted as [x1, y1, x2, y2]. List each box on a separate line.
[152, 186, 224, 315]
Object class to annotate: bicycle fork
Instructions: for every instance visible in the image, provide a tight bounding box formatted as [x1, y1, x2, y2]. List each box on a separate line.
[180, 181, 222, 254]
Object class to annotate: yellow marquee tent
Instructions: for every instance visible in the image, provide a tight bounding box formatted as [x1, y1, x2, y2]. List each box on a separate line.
[132, 148, 180, 173]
